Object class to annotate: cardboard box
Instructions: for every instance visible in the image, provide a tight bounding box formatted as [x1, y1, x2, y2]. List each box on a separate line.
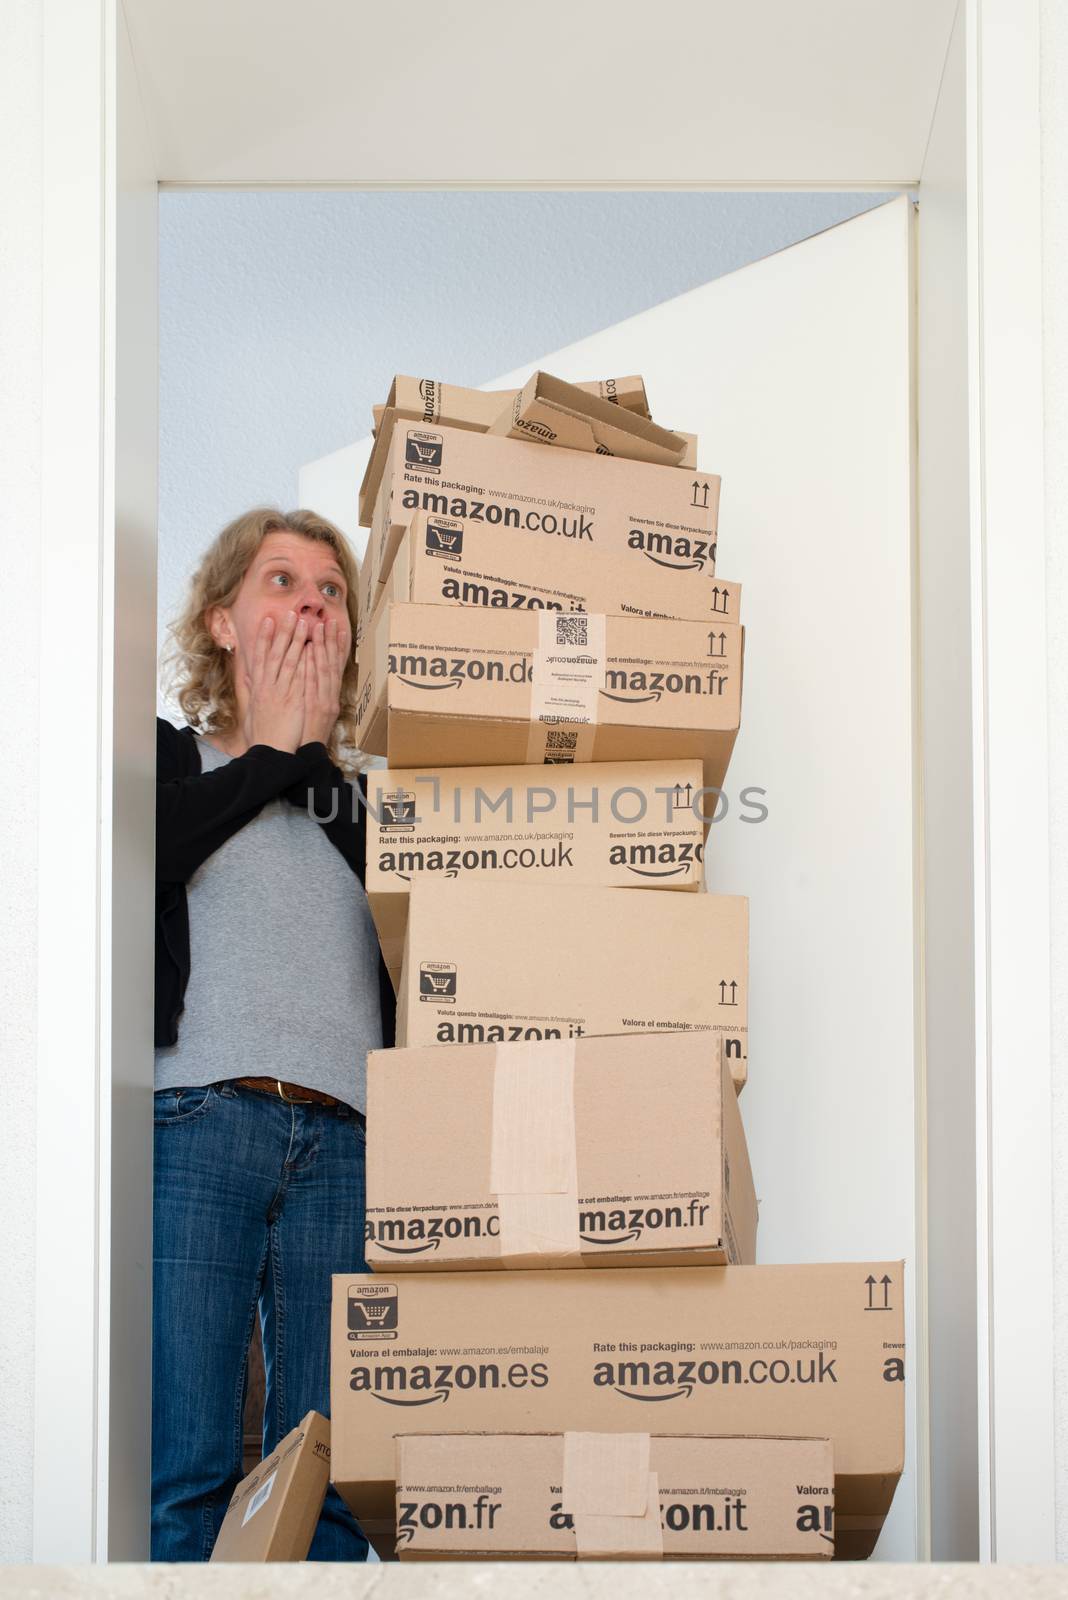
[355, 600, 742, 794]
[377, 510, 741, 631]
[329, 1261, 906, 1526]
[488, 371, 689, 468]
[359, 374, 651, 529]
[365, 758, 705, 989]
[365, 1034, 756, 1272]
[361, 421, 721, 627]
[394, 1432, 834, 1560]
[394, 879, 749, 1090]
[210, 1411, 331, 1562]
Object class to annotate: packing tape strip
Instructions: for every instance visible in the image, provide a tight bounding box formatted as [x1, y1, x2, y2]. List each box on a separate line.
[524, 611, 606, 766]
[490, 1039, 581, 1264]
[562, 1432, 663, 1559]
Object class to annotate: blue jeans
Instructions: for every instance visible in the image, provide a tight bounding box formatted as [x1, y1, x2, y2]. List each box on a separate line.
[151, 1080, 369, 1561]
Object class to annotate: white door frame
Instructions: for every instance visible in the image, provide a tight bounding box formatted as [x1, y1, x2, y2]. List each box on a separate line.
[962, 0, 1053, 1562]
[36, 0, 1051, 1561]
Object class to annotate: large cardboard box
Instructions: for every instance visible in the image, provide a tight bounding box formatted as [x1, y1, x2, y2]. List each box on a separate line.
[365, 1034, 756, 1271]
[394, 1432, 834, 1560]
[361, 421, 721, 627]
[377, 510, 741, 631]
[210, 1411, 331, 1562]
[359, 374, 651, 529]
[355, 599, 742, 793]
[329, 1262, 906, 1529]
[395, 879, 749, 1090]
[364, 757, 705, 989]
[488, 371, 689, 467]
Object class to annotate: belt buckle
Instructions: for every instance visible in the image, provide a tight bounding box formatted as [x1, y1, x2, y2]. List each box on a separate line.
[276, 1079, 314, 1105]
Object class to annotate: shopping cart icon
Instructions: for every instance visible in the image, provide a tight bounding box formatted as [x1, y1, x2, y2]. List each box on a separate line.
[419, 963, 457, 1001]
[425, 519, 463, 557]
[405, 430, 443, 468]
[381, 790, 417, 830]
[347, 1283, 399, 1340]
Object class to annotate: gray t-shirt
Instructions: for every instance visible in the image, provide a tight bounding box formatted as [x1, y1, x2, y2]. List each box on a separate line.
[153, 736, 382, 1110]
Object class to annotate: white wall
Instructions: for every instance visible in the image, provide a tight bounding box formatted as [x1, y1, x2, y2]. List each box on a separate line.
[0, 0, 40, 1566]
[1041, 0, 1068, 1560]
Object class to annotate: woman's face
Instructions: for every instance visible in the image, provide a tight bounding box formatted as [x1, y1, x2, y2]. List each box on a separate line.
[208, 530, 351, 664]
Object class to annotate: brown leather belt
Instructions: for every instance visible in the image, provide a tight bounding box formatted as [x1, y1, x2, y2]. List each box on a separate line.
[233, 1076, 342, 1108]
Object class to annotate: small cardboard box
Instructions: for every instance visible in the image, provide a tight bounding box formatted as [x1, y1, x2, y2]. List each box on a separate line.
[359, 374, 651, 528]
[394, 1431, 834, 1560]
[210, 1411, 331, 1562]
[355, 599, 742, 795]
[395, 878, 749, 1089]
[364, 757, 704, 989]
[329, 1262, 905, 1527]
[379, 510, 741, 630]
[362, 421, 720, 626]
[364, 1033, 756, 1271]
[488, 371, 689, 467]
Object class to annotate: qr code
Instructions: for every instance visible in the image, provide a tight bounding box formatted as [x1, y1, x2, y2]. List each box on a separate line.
[555, 615, 588, 647]
[546, 729, 578, 750]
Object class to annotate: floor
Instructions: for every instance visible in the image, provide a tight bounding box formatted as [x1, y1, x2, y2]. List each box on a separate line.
[0, 1566, 1063, 1596]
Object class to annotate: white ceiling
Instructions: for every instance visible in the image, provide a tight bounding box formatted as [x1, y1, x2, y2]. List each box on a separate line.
[123, 0, 957, 186]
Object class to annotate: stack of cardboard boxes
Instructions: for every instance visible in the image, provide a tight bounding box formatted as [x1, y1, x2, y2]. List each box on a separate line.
[325, 373, 904, 1562]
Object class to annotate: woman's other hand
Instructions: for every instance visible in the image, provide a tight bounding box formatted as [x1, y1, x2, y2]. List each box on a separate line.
[299, 615, 349, 749]
[241, 611, 308, 754]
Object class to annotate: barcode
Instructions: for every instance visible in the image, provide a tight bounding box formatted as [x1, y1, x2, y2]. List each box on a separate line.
[546, 729, 578, 750]
[555, 615, 588, 646]
[242, 1469, 277, 1526]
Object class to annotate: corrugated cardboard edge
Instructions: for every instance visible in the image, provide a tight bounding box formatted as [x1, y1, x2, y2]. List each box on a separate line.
[562, 1432, 663, 1559]
[490, 1039, 581, 1264]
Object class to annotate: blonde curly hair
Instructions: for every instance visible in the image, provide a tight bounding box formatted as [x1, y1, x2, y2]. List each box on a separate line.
[160, 506, 366, 776]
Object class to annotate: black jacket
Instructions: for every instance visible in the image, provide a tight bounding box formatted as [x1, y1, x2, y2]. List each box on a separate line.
[155, 717, 395, 1051]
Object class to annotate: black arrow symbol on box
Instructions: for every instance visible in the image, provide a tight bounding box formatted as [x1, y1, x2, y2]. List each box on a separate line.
[865, 1273, 893, 1311]
[708, 631, 726, 656]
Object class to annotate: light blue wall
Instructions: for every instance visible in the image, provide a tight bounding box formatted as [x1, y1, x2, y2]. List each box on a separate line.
[159, 189, 885, 635]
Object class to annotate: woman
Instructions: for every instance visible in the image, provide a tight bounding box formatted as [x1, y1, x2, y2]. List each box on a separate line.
[153, 507, 392, 1562]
